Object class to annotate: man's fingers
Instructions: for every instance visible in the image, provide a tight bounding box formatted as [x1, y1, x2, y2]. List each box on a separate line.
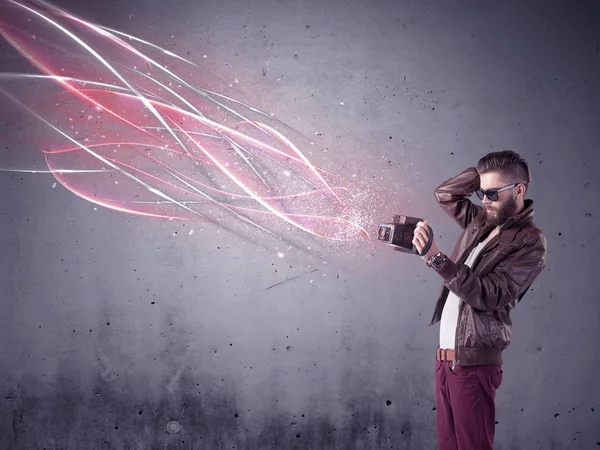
[412, 235, 422, 250]
[414, 226, 428, 241]
[413, 220, 434, 250]
[414, 229, 422, 241]
[413, 232, 426, 249]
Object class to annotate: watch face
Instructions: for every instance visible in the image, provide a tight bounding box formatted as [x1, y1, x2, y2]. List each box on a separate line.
[432, 255, 445, 268]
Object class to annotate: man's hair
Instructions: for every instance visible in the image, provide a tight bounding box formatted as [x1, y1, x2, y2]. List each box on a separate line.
[477, 150, 530, 186]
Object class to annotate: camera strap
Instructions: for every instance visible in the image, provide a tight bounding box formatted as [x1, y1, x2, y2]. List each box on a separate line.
[419, 225, 434, 256]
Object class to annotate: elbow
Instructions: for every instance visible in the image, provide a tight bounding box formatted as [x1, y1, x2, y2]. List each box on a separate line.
[433, 187, 449, 204]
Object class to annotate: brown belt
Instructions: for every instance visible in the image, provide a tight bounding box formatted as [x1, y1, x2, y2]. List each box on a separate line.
[436, 348, 455, 361]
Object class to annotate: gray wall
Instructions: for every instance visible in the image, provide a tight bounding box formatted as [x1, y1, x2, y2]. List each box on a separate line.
[1, 0, 599, 448]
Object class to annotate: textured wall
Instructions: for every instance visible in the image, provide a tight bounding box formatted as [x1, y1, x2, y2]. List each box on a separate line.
[1, 0, 599, 449]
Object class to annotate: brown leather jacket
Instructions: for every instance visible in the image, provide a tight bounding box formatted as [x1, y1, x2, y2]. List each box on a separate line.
[429, 167, 547, 366]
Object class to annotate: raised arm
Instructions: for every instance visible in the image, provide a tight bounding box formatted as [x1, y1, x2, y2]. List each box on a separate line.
[434, 167, 483, 229]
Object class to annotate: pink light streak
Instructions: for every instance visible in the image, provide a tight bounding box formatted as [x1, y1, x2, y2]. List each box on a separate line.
[0, 0, 378, 248]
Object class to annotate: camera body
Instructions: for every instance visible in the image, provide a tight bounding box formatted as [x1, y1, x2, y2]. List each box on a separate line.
[378, 215, 431, 255]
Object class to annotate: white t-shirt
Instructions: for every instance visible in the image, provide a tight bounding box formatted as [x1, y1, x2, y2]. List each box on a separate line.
[439, 228, 499, 349]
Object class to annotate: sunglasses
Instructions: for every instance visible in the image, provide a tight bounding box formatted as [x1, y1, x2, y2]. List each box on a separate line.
[475, 183, 519, 201]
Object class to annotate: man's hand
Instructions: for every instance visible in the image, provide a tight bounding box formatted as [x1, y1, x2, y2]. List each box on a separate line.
[412, 219, 440, 262]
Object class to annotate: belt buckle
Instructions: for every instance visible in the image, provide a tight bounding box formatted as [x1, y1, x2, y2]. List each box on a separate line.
[438, 348, 450, 361]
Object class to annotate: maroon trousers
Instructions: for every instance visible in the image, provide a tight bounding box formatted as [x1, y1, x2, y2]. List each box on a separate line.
[435, 358, 503, 450]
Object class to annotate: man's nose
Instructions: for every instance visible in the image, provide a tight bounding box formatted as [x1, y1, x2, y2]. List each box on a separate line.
[482, 195, 492, 204]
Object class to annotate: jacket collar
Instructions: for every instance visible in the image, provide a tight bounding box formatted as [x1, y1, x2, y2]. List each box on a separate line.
[476, 199, 535, 243]
[501, 198, 534, 228]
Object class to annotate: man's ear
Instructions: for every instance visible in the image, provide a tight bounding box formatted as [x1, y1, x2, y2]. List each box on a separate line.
[519, 183, 527, 196]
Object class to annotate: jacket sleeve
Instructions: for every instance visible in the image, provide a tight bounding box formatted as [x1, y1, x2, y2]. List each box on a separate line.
[435, 233, 547, 311]
[434, 167, 483, 229]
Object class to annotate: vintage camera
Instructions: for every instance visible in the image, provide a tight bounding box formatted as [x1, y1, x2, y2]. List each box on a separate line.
[378, 215, 433, 256]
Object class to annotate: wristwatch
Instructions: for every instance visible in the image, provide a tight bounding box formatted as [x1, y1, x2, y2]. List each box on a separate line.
[427, 252, 447, 271]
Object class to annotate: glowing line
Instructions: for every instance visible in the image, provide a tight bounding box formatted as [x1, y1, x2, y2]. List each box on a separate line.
[71, 86, 172, 104]
[129, 68, 205, 118]
[0, 73, 129, 92]
[225, 137, 270, 188]
[41, 142, 208, 157]
[139, 127, 221, 139]
[94, 24, 201, 67]
[115, 187, 348, 202]
[0, 168, 111, 173]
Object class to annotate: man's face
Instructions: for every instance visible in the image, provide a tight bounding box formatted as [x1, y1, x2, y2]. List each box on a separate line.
[479, 171, 521, 227]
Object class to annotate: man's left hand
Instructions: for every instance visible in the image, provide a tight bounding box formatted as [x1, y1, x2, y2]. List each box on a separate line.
[412, 219, 440, 263]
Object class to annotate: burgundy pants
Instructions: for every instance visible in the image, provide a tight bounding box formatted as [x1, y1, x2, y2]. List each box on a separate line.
[435, 358, 503, 450]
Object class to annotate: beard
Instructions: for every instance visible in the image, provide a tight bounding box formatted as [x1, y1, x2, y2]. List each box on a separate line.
[484, 195, 519, 227]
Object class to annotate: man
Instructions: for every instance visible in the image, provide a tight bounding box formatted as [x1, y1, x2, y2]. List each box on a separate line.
[411, 150, 547, 450]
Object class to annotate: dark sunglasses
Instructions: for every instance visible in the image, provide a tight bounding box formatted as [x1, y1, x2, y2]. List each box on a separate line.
[475, 183, 518, 201]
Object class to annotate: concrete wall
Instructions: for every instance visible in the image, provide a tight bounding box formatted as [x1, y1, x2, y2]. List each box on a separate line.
[0, 0, 598, 448]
